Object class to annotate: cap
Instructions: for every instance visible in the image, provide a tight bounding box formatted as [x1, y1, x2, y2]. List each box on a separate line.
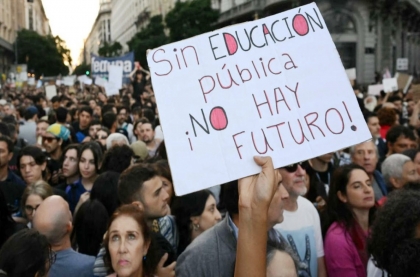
[115, 128, 129, 140]
[46, 123, 70, 141]
[25, 106, 38, 119]
[130, 141, 149, 160]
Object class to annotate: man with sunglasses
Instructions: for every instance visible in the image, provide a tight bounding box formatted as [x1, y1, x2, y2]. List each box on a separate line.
[43, 124, 71, 187]
[274, 161, 327, 277]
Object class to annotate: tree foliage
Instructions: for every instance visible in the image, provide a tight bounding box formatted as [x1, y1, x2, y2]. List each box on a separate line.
[128, 15, 168, 69]
[98, 41, 123, 57]
[165, 0, 219, 42]
[16, 29, 71, 77]
[73, 63, 91, 76]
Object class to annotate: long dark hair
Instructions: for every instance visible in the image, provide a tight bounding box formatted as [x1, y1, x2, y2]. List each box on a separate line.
[324, 164, 376, 235]
[17, 146, 48, 181]
[0, 189, 17, 249]
[90, 172, 121, 216]
[171, 190, 212, 255]
[78, 141, 103, 174]
[71, 199, 109, 256]
[0, 229, 52, 277]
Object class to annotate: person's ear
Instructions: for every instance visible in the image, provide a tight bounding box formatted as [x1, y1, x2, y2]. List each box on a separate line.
[132, 201, 144, 212]
[337, 191, 347, 203]
[390, 177, 403, 189]
[41, 161, 47, 171]
[190, 216, 200, 225]
[58, 139, 62, 146]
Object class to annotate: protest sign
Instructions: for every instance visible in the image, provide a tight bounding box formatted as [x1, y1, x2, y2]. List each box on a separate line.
[395, 72, 413, 93]
[27, 77, 35, 86]
[63, 76, 76, 86]
[78, 75, 92, 85]
[412, 84, 420, 102]
[94, 76, 108, 87]
[45, 85, 57, 100]
[148, 3, 371, 196]
[345, 68, 356, 80]
[368, 84, 384, 96]
[105, 66, 123, 96]
[91, 52, 134, 84]
[396, 58, 409, 71]
[383, 78, 398, 92]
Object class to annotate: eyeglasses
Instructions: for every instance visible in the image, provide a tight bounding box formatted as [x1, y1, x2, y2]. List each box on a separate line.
[283, 161, 308, 173]
[49, 249, 57, 265]
[42, 136, 57, 143]
[25, 204, 40, 215]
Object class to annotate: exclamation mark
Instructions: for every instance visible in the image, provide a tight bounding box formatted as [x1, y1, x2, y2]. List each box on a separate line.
[343, 101, 357, 131]
[186, 131, 193, 151]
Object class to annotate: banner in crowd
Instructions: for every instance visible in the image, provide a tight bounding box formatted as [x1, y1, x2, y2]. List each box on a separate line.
[148, 3, 372, 195]
[91, 52, 134, 84]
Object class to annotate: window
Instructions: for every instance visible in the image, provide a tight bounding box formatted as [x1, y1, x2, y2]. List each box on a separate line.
[28, 5, 34, 30]
[324, 12, 356, 34]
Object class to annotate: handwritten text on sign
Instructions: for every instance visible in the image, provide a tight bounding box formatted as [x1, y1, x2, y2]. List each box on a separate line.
[148, 3, 371, 196]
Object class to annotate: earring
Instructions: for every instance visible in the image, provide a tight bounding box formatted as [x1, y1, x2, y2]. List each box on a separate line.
[193, 224, 200, 231]
[143, 255, 147, 261]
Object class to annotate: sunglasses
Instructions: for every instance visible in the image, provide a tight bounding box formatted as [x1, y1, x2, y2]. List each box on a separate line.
[42, 136, 57, 143]
[283, 161, 308, 173]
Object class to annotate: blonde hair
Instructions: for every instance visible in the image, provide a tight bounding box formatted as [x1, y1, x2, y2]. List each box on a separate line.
[21, 180, 53, 218]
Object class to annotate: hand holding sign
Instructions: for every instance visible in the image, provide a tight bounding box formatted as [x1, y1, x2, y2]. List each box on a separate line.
[148, 3, 371, 195]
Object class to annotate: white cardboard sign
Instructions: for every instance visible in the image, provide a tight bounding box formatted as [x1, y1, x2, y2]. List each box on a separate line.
[95, 76, 108, 87]
[383, 78, 398, 92]
[63, 75, 76, 86]
[147, 3, 371, 196]
[368, 84, 384, 96]
[108, 65, 123, 90]
[396, 58, 408, 71]
[45, 85, 57, 100]
[345, 68, 356, 80]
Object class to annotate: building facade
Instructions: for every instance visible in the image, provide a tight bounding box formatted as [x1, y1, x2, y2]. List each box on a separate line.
[111, 0, 137, 53]
[24, 0, 51, 36]
[0, 0, 50, 75]
[212, 0, 420, 84]
[84, 0, 112, 64]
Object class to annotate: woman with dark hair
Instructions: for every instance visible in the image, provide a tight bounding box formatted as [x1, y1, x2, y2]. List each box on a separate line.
[90, 171, 121, 217]
[171, 190, 221, 255]
[79, 141, 102, 191]
[71, 199, 109, 256]
[103, 204, 159, 277]
[324, 164, 376, 277]
[0, 229, 54, 277]
[101, 145, 134, 174]
[71, 142, 103, 214]
[0, 189, 26, 249]
[367, 188, 420, 277]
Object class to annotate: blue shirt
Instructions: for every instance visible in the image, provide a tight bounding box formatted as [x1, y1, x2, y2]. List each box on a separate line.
[49, 248, 95, 277]
[65, 179, 89, 213]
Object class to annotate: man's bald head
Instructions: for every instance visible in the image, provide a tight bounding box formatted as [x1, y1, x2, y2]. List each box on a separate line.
[33, 196, 72, 246]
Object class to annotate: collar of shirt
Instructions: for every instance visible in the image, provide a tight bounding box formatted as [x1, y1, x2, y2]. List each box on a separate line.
[227, 214, 239, 240]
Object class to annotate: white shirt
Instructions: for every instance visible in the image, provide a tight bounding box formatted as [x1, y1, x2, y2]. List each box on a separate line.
[274, 196, 324, 277]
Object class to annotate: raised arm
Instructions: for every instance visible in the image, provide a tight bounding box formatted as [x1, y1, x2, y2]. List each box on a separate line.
[234, 156, 277, 277]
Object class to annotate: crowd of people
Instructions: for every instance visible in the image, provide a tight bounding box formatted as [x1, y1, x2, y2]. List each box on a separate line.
[0, 68, 420, 277]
